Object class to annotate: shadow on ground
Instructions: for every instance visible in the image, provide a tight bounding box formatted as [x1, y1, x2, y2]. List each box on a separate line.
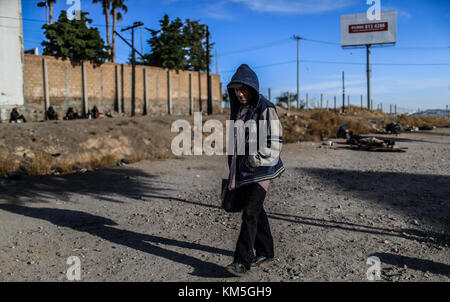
[299, 168, 450, 233]
[0, 167, 172, 204]
[0, 203, 234, 279]
[371, 252, 450, 277]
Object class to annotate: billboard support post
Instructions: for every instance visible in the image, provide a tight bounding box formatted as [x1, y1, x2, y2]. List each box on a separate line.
[366, 44, 371, 109]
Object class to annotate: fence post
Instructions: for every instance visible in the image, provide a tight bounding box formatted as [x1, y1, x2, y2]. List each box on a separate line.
[219, 82, 223, 114]
[143, 68, 148, 115]
[268, 88, 271, 102]
[198, 72, 202, 112]
[42, 58, 49, 120]
[361, 95, 363, 109]
[167, 70, 172, 115]
[287, 92, 290, 111]
[320, 93, 323, 109]
[115, 65, 120, 113]
[189, 73, 193, 115]
[334, 96, 336, 113]
[82, 61, 88, 117]
[306, 93, 309, 110]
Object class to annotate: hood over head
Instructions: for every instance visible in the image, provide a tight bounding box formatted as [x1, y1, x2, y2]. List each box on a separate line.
[227, 64, 260, 118]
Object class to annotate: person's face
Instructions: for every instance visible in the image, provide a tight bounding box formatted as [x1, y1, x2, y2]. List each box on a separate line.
[234, 85, 252, 104]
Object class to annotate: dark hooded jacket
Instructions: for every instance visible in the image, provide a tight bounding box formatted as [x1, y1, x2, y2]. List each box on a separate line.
[227, 64, 285, 187]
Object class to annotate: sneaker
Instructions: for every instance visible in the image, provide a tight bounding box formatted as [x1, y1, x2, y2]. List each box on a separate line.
[251, 256, 274, 268]
[226, 262, 249, 277]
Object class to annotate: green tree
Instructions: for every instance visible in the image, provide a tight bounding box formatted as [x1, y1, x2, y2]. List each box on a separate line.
[144, 14, 188, 70]
[183, 19, 213, 71]
[144, 15, 213, 71]
[111, 0, 128, 63]
[92, 0, 112, 58]
[42, 11, 110, 66]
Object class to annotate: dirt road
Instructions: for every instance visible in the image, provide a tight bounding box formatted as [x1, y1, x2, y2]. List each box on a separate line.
[0, 128, 449, 281]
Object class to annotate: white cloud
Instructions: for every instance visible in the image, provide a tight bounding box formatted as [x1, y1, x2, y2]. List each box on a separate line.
[229, 0, 354, 14]
[382, 6, 412, 19]
[202, 1, 236, 20]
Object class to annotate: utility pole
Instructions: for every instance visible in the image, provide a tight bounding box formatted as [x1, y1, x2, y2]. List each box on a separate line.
[37, 2, 48, 25]
[206, 25, 213, 115]
[120, 21, 144, 116]
[293, 36, 302, 110]
[366, 45, 372, 109]
[342, 71, 345, 112]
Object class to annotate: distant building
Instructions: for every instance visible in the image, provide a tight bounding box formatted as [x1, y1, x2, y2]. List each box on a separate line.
[0, 0, 24, 121]
[411, 109, 450, 118]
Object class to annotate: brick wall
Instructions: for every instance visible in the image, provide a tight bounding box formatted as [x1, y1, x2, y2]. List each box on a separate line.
[22, 54, 222, 121]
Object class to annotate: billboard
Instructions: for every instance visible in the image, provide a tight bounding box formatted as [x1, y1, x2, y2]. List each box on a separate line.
[341, 10, 397, 47]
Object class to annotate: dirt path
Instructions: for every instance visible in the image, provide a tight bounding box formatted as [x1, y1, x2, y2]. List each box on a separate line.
[0, 128, 449, 281]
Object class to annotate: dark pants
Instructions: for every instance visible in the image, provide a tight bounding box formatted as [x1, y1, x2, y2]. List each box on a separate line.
[233, 183, 274, 269]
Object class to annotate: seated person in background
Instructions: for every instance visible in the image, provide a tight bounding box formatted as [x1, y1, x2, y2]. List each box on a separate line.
[46, 106, 58, 120]
[63, 107, 79, 120]
[10, 107, 27, 123]
[92, 106, 100, 119]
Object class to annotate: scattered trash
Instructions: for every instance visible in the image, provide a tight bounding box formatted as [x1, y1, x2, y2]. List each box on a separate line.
[347, 136, 406, 152]
[385, 123, 401, 134]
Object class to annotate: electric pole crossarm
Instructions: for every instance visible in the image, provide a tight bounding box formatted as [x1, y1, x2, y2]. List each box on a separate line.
[114, 30, 145, 60]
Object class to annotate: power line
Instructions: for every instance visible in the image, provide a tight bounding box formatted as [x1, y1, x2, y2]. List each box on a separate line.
[220, 38, 292, 56]
[0, 15, 124, 29]
[220, 58, 450, 73]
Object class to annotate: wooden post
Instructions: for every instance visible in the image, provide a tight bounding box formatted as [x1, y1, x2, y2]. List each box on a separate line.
[42, 58, 49, 119]
[306, 93, 309, 111]
[120, 64, 125, 114]
[198, 72, 202, 112]
[219, 82, 223, 114]
[143, 68, 148, 115]
[189, 73, 193, 115]
[167, 70, 172, 115]
[287, 92, 290, 111]
[115, 65, 121, 113]
[334, 96, 337, 114]
[320, 93, 323, 109]
[100, 70, 104, 108]
[82, 61, 88, 117]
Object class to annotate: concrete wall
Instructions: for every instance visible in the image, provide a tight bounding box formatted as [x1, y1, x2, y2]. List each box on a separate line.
[21, 54, 222, 121]
[0, 0, 24, 120]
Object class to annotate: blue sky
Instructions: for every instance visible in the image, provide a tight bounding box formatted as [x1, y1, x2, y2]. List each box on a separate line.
[21, 0, 450, 111]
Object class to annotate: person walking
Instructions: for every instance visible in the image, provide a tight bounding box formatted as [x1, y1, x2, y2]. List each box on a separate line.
[225, 64, 285, 277]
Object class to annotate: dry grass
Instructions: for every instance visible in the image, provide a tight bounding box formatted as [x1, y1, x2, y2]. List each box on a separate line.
[395, 114, 450, 129]
[281, 110, 374, 143]
[0, 155, 19, 178]
[20, 152, 55, 176]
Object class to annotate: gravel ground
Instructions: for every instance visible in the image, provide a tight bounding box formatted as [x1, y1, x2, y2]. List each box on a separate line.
[0, 128, 449, 282]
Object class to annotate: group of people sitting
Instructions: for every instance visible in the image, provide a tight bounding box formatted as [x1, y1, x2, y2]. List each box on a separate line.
[61, 106, 101, 120]
[9, 106, 103, 123]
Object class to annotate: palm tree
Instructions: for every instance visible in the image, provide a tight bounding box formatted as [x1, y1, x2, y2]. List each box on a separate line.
[111, 0, 128, 62]
[48, 0, 55, 24]
[93, 0, 112, 59]
[37, 0, 56, 24]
